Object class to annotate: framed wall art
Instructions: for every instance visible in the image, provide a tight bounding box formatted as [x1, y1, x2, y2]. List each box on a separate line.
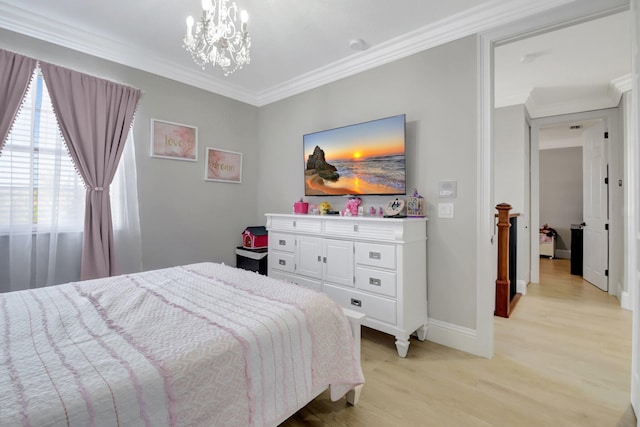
[150, 118, 198, 161]
[205, 147, 243, 183]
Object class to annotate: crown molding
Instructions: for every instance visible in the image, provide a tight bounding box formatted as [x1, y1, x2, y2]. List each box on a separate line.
[0, 0, 572, 107]
[255, 0, 574, 106]
[526, 83, 623, 119]
[612, 73, 633, 92]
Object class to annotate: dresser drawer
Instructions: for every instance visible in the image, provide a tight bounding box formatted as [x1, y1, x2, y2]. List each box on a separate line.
[356, 221, 401, 240]
[355, 242, 396, 269]
[322, 283, 396, 325]
[269, 232, 296, 253]
[270, 270, 321, 292]
[269, 217, 322, 234]
[270, 216, 297, 231]
[269, 251, 295, 273]
[324, 220, 358, 237]
[294, 218, 322, 234]
[355, 266, 396, 298]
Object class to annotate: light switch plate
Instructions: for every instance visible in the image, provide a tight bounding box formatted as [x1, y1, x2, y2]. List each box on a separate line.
[438, 180, 457, 199]
[438, 203, 454, 218]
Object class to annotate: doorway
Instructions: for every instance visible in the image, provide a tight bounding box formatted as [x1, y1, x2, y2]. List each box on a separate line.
[530, 110, 621, 296]
[492, 10, 629, 294]
[480, 0, 638, 416]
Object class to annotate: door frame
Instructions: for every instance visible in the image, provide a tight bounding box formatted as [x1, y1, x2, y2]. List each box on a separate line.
[477, 0, 632, 359]
[529, 109, 618, 291]
[629, 0, 639, 415]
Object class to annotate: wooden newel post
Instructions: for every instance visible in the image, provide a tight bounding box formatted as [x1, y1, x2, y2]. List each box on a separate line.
[495, 203, 512, 318]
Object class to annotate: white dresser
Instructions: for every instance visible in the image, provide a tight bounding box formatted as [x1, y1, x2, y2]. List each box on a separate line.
[265, 213, 427, 357]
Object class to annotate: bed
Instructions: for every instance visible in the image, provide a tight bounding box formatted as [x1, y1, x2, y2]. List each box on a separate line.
[540, 224, 557, 258]
[0, 262, 364, 426]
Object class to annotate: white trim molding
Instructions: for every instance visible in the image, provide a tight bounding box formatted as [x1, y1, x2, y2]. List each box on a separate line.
[426, 318, 480, 354]
[621, 290, 632, 311]
[517, 279, 529, 296]
[525, 79, 625, 119]
[475, 33, 495, 359]
[612, 73, 633, 93]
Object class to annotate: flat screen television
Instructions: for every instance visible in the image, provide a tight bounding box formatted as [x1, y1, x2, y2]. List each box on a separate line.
[303, 114, 406, 196]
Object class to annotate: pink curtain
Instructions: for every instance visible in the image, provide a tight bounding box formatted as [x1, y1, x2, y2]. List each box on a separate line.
[0, 49, 37, 154]
[40, 62, 141, 280]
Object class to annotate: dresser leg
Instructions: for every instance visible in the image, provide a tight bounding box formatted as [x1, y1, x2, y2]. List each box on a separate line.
[395, 336, 410, 358]
[416, 324, 428, 341]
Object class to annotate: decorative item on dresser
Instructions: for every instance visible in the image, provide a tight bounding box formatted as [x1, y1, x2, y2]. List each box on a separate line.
[266, 213, 428, 357]
[384, 197, 405, 217]
[407, 188, 426, 217]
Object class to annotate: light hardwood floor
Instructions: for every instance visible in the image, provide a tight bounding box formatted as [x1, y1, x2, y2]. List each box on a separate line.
[281, 258, 636, 426]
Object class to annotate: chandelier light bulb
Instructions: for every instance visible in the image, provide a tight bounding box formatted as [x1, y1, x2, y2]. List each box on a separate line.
[201, 0, 212, 11]
[240, 10, 249, 23]
[186, 15, 194, 31]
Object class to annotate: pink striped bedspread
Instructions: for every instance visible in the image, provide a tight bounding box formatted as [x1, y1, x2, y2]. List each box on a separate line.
[0, 262, 364, 426]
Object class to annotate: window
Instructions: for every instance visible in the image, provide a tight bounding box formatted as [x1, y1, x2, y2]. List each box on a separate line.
[0, 69, 85, 233]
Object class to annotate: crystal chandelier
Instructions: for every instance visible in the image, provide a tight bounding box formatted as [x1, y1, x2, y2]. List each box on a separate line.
[183, 0, 251, 76]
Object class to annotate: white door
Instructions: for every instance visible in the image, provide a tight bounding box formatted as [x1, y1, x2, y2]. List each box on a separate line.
[582, 119, 608, 291]
[296, 235, 322, 278]
[322, 239, 354, 287]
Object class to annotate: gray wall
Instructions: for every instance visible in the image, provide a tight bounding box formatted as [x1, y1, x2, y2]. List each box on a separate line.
[257, 36, 479, 329]
[1, 29, 260, 271]
[2, 29, 482, 335]
[494, 105, 531, 286]
[539, 147, 583, 251]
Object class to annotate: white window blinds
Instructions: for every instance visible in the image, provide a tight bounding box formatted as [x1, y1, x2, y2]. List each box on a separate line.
[0, 69, 85, 233]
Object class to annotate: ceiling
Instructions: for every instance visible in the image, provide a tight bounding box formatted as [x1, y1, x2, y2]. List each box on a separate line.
[0, 0, 631, 110]
[495, 10, 631, 118]
[495, 10, 630, 148]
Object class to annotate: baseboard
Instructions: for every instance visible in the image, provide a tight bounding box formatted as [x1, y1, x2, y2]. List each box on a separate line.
[426, 318, 484, 357]
[621, 289, 632, 311]
[555, 249, 571, 259]
[516, 279, 528, 296]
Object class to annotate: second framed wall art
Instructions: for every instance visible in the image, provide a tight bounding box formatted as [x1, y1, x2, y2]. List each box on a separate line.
[205, 148, 243, 183]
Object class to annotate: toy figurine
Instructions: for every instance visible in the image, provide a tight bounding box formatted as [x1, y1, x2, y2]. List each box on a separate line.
[319, 201, 332, 215]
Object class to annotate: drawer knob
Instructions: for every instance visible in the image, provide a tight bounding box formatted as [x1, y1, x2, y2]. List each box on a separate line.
[354, 224, 359, 232]
[369, 277, 381, 286]
[279, 239, 286, 246]
[279, 259, 286, 266]
[369, 251, 381, 260]
[317, 255, 321, 262]
[350, 298, 362, 307]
